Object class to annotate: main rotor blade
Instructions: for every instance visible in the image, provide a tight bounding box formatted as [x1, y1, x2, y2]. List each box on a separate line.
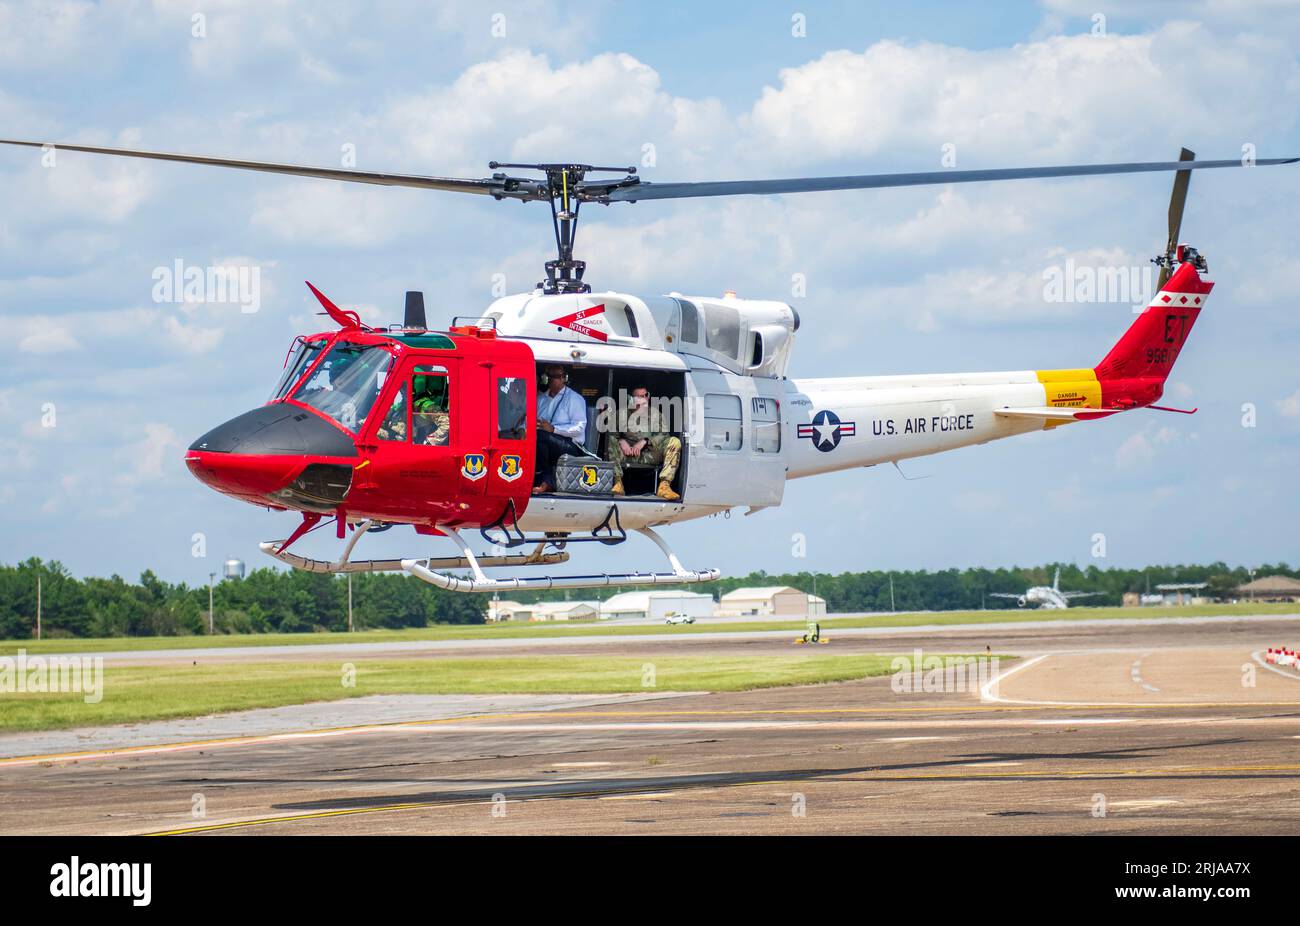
[0, 138, 548, 200]
[601, 155, 1299, 202]
[1159, 147, 1196, 289]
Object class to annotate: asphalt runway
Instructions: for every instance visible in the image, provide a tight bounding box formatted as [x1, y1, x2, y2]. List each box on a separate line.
[3, 614, 1300, 835]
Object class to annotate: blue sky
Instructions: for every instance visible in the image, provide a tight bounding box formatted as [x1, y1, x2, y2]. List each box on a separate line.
[2, 0, 1299, 584]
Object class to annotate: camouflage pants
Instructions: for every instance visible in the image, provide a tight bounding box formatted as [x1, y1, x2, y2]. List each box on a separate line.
[606, 434, 680, 483]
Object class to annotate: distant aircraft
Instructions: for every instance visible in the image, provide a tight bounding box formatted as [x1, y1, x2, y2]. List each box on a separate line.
[989, 568, 1102, 610]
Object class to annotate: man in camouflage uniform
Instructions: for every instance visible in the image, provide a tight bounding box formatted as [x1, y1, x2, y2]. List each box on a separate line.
[605, 385, 681, 501]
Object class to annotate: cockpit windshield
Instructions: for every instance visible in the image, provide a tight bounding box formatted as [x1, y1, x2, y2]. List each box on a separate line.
[270, 336, 330, 402]
[291, 341, 394, 433]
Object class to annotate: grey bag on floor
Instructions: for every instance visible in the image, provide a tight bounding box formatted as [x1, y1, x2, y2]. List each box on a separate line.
[555, 455, 615, 494]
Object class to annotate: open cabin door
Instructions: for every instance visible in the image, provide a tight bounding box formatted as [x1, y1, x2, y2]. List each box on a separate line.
[681, 369, 785, 510]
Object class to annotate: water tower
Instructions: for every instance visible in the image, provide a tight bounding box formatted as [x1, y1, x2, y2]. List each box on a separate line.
[222, 557, 245, 581]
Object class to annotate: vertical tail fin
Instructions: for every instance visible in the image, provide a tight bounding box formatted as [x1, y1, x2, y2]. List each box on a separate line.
[1093, 258, 1212, 408]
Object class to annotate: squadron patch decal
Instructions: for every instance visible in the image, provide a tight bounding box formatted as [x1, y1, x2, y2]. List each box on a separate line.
[461, 453, 487, 481]
[497, 454, 523, 482]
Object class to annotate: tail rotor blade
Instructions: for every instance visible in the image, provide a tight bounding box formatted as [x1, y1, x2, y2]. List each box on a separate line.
[1159, 148, 1195, 288]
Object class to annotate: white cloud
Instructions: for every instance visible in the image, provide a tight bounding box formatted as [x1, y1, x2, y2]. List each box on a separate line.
[17, 319, 80, 354]
[0, 141, 153, 226]
[1277, 389, 1300, 419]
[368, 50, 729, 175]
[250, 183, 424, 247]
[0, 1, 97, 71]
[745, 24, 1299, 166]
[1114, 424, 1182, 469]
[117, 422, 182, 486]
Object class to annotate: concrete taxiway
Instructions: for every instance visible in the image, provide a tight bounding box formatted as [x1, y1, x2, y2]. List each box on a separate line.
[2, 614, 1299, 835]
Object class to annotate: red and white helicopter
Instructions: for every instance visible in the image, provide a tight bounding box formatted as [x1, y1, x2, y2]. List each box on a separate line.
[2, 139, 1294, 592]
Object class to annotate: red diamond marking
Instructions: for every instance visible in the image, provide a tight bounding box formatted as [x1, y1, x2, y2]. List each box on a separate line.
[1161, 295, 1172, 303]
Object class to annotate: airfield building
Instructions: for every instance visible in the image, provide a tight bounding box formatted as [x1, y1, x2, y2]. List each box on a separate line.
[599, 591, 715, 621]
[717, 586, 827, 618]
[1236, 575, 1300, 602]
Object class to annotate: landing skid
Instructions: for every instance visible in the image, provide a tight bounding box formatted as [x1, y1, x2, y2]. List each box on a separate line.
[259, 516, 719, 592]
[402, 525, 720, 593]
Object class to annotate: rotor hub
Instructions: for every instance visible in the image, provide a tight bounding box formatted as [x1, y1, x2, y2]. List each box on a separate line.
[488, 161, 638, 294]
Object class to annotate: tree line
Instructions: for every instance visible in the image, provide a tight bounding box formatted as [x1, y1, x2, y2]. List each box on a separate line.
[0, 558, 484, 640]
[0, 558, 1291, 640]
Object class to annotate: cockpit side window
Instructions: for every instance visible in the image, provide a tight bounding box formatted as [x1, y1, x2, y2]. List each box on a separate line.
[410, 365, 451, 446]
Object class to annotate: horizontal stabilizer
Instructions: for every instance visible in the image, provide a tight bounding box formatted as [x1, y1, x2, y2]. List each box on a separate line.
[995, 406, 1124, 422]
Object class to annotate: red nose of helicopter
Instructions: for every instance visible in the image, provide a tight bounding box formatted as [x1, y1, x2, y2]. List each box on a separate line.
[184, 404, 357, 509]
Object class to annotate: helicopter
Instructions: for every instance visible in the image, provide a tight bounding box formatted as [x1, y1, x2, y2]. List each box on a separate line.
[1, 137, 1295, 592]
[989, 567, 1103, 610]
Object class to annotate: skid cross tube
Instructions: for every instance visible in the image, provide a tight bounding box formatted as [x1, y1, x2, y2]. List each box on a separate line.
[401, 525, 720, 593]
[260, 519, 568, 574]
[481, 502, 629, 550]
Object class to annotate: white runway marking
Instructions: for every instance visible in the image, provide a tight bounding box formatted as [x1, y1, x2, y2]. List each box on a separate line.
[1130, 654, 1160, 693]
[979, 654, 1048, 703]
[976, 650, 1284, 708]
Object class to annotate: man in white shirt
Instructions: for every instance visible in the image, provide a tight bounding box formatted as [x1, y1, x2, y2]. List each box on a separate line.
[533, 365, 588, 493]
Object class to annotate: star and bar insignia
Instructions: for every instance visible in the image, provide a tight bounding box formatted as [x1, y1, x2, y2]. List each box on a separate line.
[797, 409, 855, 452]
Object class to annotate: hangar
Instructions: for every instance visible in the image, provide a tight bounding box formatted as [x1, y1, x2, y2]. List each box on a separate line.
[486, 600, 600, 622]
[717, 586, 827, 618]
[1237, 575, 1300, 603]
[600, 591, 715, 621]
[530, 601, 601, 621]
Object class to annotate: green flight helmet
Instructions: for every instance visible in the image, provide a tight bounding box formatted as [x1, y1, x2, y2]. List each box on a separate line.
[413, 372, 447, 410]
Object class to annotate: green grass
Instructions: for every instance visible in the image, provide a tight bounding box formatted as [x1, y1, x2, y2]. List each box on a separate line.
[0, 601, 1293, 657]
[0, 653, 920, 732]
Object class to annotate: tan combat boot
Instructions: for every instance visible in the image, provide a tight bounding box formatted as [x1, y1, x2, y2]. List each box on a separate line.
[656, 480, 680, 501]
[611, 480, 625, 496]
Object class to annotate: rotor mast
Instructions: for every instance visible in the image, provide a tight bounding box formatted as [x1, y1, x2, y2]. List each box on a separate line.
[489, 161, 636, 294]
